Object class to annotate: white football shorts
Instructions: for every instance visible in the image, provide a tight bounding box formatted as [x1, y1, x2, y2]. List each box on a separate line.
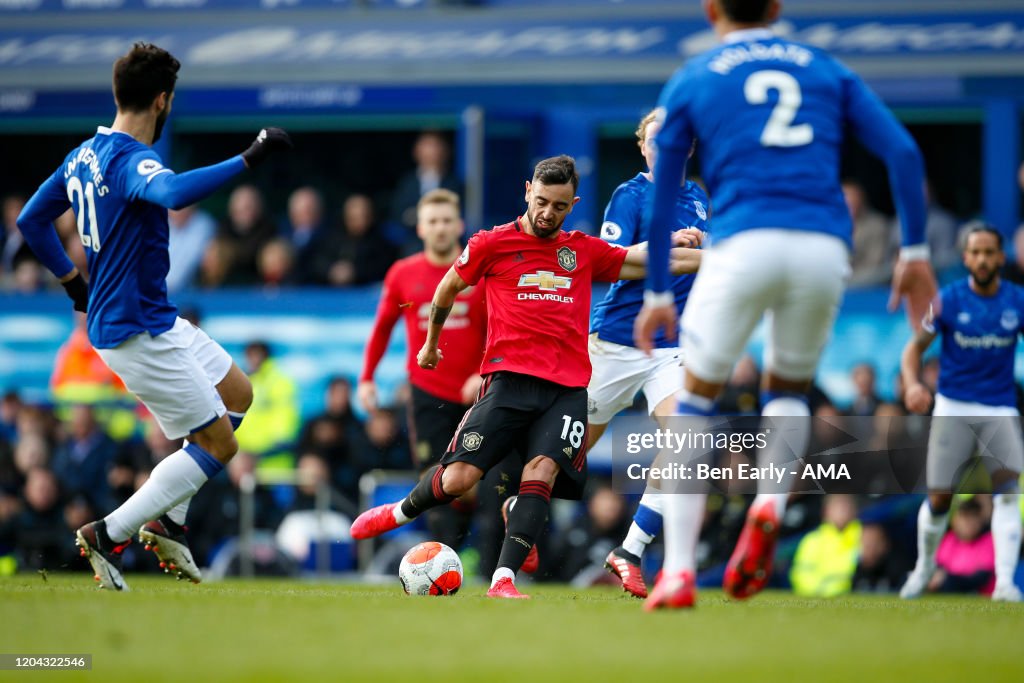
[96, 317, 233, 440]
[680, 229, 850, 383]
[587, 334, 683, 424]
[926, 393, 1024, 489]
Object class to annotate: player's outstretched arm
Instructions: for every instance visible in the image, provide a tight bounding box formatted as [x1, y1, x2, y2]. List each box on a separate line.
[136, 128, 292, 210]
[417, 267, 469, 370]
[900, 326, 937, 414]
[634, 294, 677, 356]
[618, 247, 700, 281]
[359, 270, 406, 411]
[843, 69, 938, 326]
[890, 258, 937, 333]
[18, 171, 88, 312]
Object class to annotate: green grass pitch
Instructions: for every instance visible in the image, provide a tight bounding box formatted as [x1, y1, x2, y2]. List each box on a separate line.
[2, 574, 1020, 682]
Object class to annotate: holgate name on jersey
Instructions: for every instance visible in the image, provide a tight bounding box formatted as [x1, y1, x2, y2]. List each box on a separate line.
[708, 41, 814, 75]
[517, 271, 574, 303]
[64, 147, 109, 196]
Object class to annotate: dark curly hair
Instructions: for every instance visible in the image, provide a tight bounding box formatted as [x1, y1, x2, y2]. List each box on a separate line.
[112, 42, 180, 112]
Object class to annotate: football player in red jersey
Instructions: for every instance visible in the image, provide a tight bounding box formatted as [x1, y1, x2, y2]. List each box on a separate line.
[358, 188, 486, 549]
[352, 156, 701, 598]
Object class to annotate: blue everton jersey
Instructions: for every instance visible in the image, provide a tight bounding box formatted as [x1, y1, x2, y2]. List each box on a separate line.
[926, 279, 1024, 408]
[19, 126, 246, 348]
[591, 175, 708, 348]
[645, 28, 925, 294]
[53, 128, 178, 347]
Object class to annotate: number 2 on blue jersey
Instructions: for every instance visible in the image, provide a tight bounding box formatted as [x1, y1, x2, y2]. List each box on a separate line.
[744, 70, 814, 147]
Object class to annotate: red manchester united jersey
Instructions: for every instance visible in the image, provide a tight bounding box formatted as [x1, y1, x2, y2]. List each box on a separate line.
[361, 253, 487, 404]
[454, 218, 627, 388]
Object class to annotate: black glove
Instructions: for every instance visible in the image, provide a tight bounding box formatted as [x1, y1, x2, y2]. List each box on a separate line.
[61, 272, 88, 313]
[241, 127, 292, 168]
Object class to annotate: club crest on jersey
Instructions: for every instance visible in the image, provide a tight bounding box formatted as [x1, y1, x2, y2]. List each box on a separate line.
[694, 200, 707, 221]
[1001, 310, 1018, 331]
[600, 222, 622, 242]
[958, 312, 971, 325]
[557, 246, 577, 272]
[462, 432, 483, 451]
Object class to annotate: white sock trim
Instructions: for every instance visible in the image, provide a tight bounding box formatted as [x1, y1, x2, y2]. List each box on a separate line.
[622, 522, 654, 558]
[490, 567, 515, 588]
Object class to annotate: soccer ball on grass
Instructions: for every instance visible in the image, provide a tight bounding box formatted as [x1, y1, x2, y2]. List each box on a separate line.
[398, 541, 463, 596]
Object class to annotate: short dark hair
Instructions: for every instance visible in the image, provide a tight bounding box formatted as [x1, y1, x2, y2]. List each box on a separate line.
[532, 155, 579, 193]
[962, 220, 1003, 250]
[718, 0, 774, 23]
[113, 42, 180, 112]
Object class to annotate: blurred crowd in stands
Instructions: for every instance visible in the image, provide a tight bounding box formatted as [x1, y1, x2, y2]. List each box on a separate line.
[2, 133, 1022, 295]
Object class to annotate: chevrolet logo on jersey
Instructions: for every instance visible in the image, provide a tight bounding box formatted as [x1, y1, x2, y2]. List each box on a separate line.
[518, 271, 571, 292]
[517, 271, 574, 303]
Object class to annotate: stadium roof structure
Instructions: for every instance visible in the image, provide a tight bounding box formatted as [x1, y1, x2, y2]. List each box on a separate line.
[0, 0, 1022, 114]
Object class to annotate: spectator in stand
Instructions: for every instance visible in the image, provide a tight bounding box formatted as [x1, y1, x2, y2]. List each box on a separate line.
[362, 408, 411, 472]
[918, 181, 960, 274]
[1001, 225, 1024, 285]
[548, 485, 631, 584]
[185, 451, 283, 568]
[257, 238, 295, 288]
[929, 497, 996, 596]
[718, 353, 760, 415]
[51, 404, 118, 514]
[846, 179, 896, 286]
[297, 377, 371, 503]
[283, 452, 355, 516]
[849, 362, 882, 417]
[325, 193, 396, 286]
[197, 236, 235, 289]
[50, 313, 136, 441]
[281, 187, 329, 284]
[1, 467, 72, 571]
[852, 523, 911, 593]
[0, 390, 21, 443]
[219, 184, 277, 285]
[389, 132, 463, 255]
[790, 494, 862, 597]
[167, 205, 215, 293]
[0, 194, 33, 286]
[238, 341, 300, 472]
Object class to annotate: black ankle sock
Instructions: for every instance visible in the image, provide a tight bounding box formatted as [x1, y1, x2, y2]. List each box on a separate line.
[96, 520, 117, 550]
[401, 465, 454, 519]
[496, 481, 551, 572]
